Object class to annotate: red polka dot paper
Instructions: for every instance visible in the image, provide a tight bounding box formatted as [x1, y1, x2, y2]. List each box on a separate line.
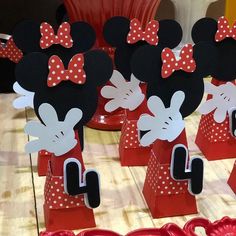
[0, 37, 23, 63]
[199, 112, 233, 143]
[48, 54, 86, 87]
[45, 166, 84, 209]
[40, 22, 73, 49]
[215, 16, 236, 42]
[161, 44, 196, 79]
[146, 151, 188, 196]
[127, 18, 159, 46]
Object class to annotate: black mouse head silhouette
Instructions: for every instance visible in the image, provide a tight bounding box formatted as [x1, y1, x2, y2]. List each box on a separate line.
[103, 16, 182, 80]
[0, 35, 23, 92]
[131, 29, 218, 118]
[12, 19, 96, 66]
[192, 16, 236, 82]
[15, 48, 113, 130]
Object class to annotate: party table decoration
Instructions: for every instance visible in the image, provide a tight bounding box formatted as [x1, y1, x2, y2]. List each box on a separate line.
[131, 21, 217, 217]
[63, 0, 161, 131]
[14, 19, 113, 230]
[193, 16, 236, 161]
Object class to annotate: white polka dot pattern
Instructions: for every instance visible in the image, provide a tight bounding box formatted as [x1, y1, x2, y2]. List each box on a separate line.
[47, 54, 86, 87]
[127, 18, 159, 46]
[40, 22, 73, 49]
[161, 44, 196, 79]
[215, 16, 236, 42]
[44, 165, 84, 209]
[199, 112, 232, 142]
[120, 120, 141, 149]
[0, 37, 23, 63]
[146, 150, 188, 195]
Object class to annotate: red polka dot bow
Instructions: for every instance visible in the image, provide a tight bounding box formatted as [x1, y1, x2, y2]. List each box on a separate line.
[40, 22, 73, 49]
[0, 37, 23, 63]
[47, 54, 86, 87]
[215, 16, 236, 42]
[127, 18, 159, 46]
[161, 44, 196, 79]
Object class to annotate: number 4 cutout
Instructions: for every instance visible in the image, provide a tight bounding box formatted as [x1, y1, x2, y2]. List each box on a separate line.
[229, 107, 236, 138]
[170, 144, 204, 195]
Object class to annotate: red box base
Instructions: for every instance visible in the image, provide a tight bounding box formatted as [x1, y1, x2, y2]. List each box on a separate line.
[119, 146, 151, 166]
[37, 154, 51, 177]
[195, 131, 236, 161]
[143, 183, 197, 218]
[228, 161, 236, 193]
[44, 204, 96, 231]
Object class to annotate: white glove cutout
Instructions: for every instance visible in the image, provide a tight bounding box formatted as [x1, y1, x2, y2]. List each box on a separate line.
[24, 103, 83, 156]
[13, 82, 35, 109]
[101, 70, 145, 112]
[137, 91, 185, 146]
[198, 82, 236, 123]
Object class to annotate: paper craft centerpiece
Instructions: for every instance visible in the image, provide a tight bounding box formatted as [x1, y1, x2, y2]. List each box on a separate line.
[62, 0, 161, 130]
[193, 16, 236, 161]
[13, 19, 113, 230]
[130, 20, 218, 217]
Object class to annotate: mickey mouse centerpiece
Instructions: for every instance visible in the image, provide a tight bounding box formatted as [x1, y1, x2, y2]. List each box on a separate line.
[193, 16, 236, 161]
[131, 23, 217, 217]
[13, 20, 113, 230]
[63, 0, 161, 130]
[0, 34, 23, 92]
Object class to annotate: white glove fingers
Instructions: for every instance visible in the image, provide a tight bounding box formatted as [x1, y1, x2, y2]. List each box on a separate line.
[13, 97, 31, 109]
[39, 103, 59, 126]
[198, 99, 216, 115]
[170, 91, 185, 113]
[65, 108, 83, 129]
[25, 140, 44, 154]
[140, 130, 158, 147]
[130, 74, 140, 87]
[137, 114, 153, 131]
[104, 99, 120, 112]
[101, 86, 119, 99]
[24, 121, 46, 137]
[109, 70, 126, 88]
[148, 96, 165, 116]
[204, 82, 217, 95]
[214, 106, 228, 123]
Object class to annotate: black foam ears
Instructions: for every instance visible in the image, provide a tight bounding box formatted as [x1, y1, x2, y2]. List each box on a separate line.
[192, 17, 217, 44]
[131, 44, 162, 82]
[171, 144, 204, 195]
[12, 20, 41, 53]
[15, 52, 49, 92]
[70, 22, 96, 53]
[158, 19, 182, 49]
[56, 4, 68, 25]
[193, 42, 218, 78]
[103, 16, 130, 47]
[84, 49, 113, 87]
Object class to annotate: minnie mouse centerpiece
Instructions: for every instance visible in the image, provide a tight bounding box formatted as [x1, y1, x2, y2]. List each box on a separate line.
[101, 17, 186, 166]
[0, 34, 23, 92]
[130, 24, 217, 217]
[12, 19, 97, 176]
[192, 16, 236, 161]
[13, 20, 113, 230]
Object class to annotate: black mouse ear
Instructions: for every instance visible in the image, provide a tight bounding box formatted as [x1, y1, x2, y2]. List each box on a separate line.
[56, 4, 68, 25]
[192, 17, 217, 44]
[12, 20, 41, 53]
[71, 22, 96, 53]
[131, 45, 162, 83]
[193, 42, 218, 78]
[84, 50, 113, 87]
[158, 20, 182, 49]
[103, 16, 130, 47]
[15, 52, 49, 92]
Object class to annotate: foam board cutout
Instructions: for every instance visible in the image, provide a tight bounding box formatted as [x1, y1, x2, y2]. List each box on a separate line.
[12, 82, 35, 109]
[24, 103, 82, 156]
[198, 82, 236, 123]
[137, 90, 185, 146]
[101, 70, 145, 112]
